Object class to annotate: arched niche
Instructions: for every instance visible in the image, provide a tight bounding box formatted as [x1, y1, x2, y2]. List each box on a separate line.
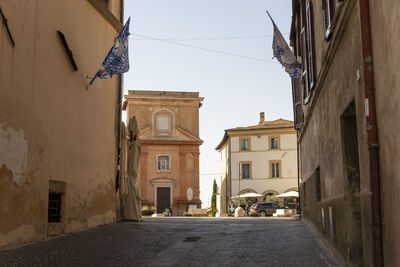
[152, 108, 175, 137]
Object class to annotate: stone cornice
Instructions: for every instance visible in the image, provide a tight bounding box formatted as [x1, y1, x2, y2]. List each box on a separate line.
[149, 177, 177, 187]
[87, 0, 123, 32]
[125, 96, 204, 103]
[141, 140, 203, 146]
[227, 128, 296, 136]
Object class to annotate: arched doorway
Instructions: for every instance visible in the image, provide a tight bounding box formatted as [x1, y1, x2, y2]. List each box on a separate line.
[239, 188, 258, 194]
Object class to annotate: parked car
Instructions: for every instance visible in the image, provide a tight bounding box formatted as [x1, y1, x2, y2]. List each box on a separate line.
[249, 202, 281, 217]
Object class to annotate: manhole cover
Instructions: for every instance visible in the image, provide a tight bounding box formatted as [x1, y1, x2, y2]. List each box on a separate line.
[183, 236, 202, 242]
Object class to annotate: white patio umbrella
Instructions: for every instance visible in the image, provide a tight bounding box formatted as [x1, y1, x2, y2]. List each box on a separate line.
[122, 116, 142, 221]
[277, 191, 299, 198]
[231, 192, 263, 199]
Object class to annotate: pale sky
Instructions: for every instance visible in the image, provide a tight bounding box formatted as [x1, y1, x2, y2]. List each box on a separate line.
[123, 1, 293, 208]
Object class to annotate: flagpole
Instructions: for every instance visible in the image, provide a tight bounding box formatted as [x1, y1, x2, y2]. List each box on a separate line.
[266, 11, 277, 26]
[89, 75, 97, 86]
[86, 75, 96, 90]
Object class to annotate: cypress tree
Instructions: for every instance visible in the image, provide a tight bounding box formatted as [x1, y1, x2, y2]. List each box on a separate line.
[211, 179, 217, 217]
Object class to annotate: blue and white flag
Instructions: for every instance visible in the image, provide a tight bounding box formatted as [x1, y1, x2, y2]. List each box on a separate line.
[267, 12, 301, 79]
[89, 17, 131, 86]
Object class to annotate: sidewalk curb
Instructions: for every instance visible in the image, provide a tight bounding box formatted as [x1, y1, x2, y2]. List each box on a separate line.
[303, 218, 345, 266]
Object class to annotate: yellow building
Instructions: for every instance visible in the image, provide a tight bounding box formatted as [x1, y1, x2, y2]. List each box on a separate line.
[123, 90, 204, 215]
[0, 0, 124, 248]
[216, 113, 298, 216]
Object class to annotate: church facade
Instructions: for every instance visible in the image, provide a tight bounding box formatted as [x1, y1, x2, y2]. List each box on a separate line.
[123, 90, 203, 215]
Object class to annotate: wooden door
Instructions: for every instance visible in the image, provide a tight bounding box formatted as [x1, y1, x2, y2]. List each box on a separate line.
[157, 187, 170, 213]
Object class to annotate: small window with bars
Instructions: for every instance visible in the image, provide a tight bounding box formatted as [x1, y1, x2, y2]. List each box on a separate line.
[48, 193, 62, 223]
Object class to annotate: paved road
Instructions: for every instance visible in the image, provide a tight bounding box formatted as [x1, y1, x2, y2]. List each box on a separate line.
[0, 217, 341, 267]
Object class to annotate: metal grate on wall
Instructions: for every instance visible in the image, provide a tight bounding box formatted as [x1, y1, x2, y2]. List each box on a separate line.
[48, 193, 62, 223]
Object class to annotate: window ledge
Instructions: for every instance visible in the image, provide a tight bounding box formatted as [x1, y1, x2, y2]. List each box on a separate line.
[156, 170, 171, 173]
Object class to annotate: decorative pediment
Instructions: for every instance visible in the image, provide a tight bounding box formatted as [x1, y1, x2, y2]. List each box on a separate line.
[149, 177, 177, 187]
[138, 126, 202, 143]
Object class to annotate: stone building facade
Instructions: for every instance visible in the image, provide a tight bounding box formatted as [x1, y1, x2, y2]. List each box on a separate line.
[123, 90, 203, 215]
[289, 0, 400, 265]
[216, 114, 298, 216]
[0, 0, 124, 248]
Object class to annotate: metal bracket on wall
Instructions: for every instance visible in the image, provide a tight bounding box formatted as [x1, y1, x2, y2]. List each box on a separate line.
[57, 31, 78, 71]
[0, 7, 15, 47]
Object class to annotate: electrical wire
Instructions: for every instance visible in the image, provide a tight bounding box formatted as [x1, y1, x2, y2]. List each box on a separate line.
[134, 34, 274, 41]
[134, 33, 289, 41]
[134, 33, 278, 64]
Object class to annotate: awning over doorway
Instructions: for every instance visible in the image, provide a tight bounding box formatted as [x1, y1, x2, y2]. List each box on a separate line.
[277, 191, 299, 198]
[231, 192, 263, 199]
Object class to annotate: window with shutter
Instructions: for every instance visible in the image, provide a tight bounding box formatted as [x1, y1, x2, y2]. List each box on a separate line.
[268, 136, 280, 150]
[304, 1, 316, 103]
[301, 27, 309, 101]
[240, 162, 251, 179]
[292, 78, 304, 129]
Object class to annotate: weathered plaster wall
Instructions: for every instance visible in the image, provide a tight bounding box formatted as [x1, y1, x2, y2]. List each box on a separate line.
[0, 123, 28, 185]
[299, 2, 373, 265]
[370, 0, 400, 265]
[0, 0, 120, 248]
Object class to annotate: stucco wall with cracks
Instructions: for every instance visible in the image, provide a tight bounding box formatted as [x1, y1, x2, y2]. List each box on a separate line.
[0, 0, 122, 248]
[0, 123, 28, 185]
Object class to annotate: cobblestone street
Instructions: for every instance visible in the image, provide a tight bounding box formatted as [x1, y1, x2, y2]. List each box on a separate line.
[0, 217, 341, 267]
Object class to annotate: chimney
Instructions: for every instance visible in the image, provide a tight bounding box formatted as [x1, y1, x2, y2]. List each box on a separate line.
[259, 112, 265, 125]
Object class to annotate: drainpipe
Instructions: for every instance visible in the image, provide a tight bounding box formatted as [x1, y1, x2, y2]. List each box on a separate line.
[115, 0, 124, 191]
[296, 131, 301, 218]
[358, 0, 383, 266]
